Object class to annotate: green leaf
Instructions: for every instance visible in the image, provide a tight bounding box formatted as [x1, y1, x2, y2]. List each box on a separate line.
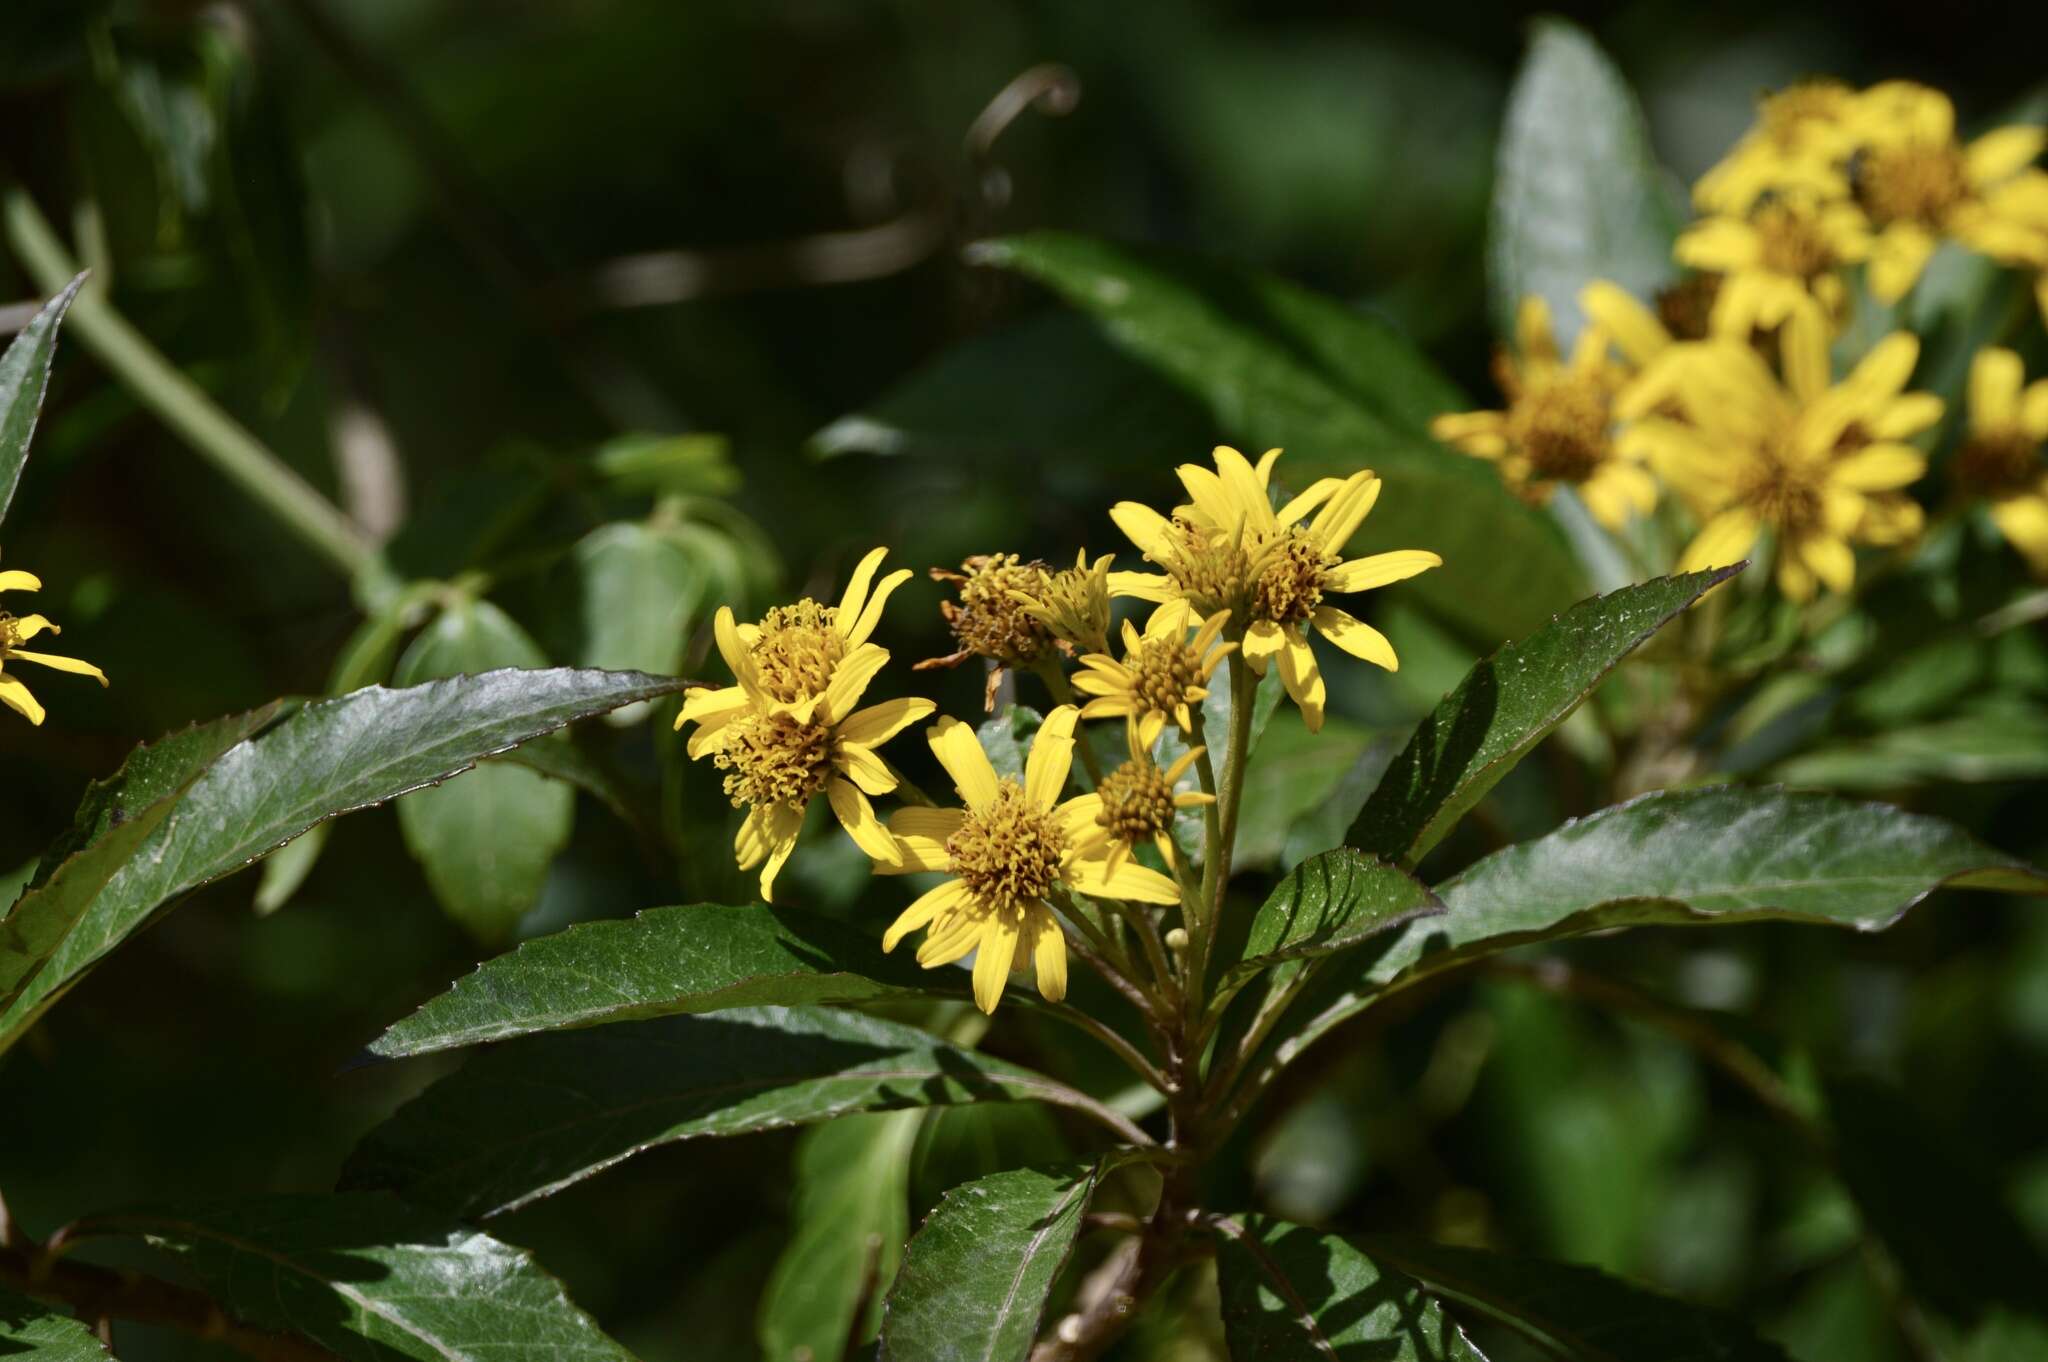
[878, 1163, 1097, 1362]
[394, 601, 576, 945]
[1230, 716, 1399, 872]
[590, 432, 739, 497]
[1368, 787, 2048, 996]
[371, 901, 946, 1057]
[75, 1194, 633, 1362]
[1213, 1217, 1487, 1360]
[0, 667, 685, 1053]
[971, 230, 1585, 643]
[1363, 1234, 1791, 1361]
[978, 705, 1043, 783]
[574, 520, 706, 681]
[1487, 18, 1678, 346]
[0, 273, 85, 526]
[490, 738, 669, 858]
[1771, 703, 2048, 789]
[1, 703, 287, 1006]
[760, 1111, 921, 1362]
[346, 1007, 1074, 1218]
[1348, 567, 1739, 869]
[0, 1286, 108, 1360]
[1221, 849, 1442, 989]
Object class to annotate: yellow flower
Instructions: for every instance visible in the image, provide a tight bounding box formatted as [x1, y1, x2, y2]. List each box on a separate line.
[1107, 446, 1439, 732]
[915, 553, 1054, 711]
[0, 569, 107, 725]
[1063, 718, 1213, 877]
[875, 706, 1179, 1014]
[1070, 603, 1235, 746]
[1431, 295, 1661, 528]
[1695, 79, 1862, 213]
[1954, 347, 2048, 574]
[675, 547, 925, 901]
[1849, 82, 2048, 302]
[1675, 197, 1870, 337]
[1010, 550, 1114, 657]
[1619, 324, 1940, 600]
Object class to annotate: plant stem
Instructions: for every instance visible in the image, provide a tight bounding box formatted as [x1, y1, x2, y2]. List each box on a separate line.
[1035, 659, 1106, 786]
[1036, 1001, 1171, 1095]
[1, 188, 394, 601]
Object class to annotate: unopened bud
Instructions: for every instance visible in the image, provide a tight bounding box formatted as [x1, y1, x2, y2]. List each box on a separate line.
[1164, 927, 1190, 952]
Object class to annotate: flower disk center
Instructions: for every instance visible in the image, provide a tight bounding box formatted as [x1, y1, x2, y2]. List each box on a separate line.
[1755, 204, 1836, 277]
[1857, 143, 1968, 227]
[715, 710, 834, 809]
[1512, 379, 1612, 484]
[1164, 522, 1255, 617]
[1253, 528, 1331, 625]
[1096, 760, 1178, 846]
[950, 555, 1053, 663]
[0, 613, 27, 650]
[1128, 637, 1196, 716]
[945, 781, 1068, 914]
[1738, 446, 1826, 532]
[1953, 427, 2041, 495]
[750, 600, 846, 703]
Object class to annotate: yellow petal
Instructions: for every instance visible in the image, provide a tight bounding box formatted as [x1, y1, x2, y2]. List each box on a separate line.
[1779, 308, 1834, 405]
[838, 696, 934, 747]
[837, 743, 897, 797]
[1870, 392, 1944, 440]
[835, 546, 890, 629]
[1067, 854, 1180, 905]
[1674, 217, 1762, 272]
[1867, 225, 1938, 303]
[6, 650, 106, 684]
[1971, 347, 2025, 430]
[0, 675, 44, 725]
[1275, 476, 1345, 528]
[972, 918, 1020, 1014]
[1846, 333, 1921, 400]
[1515, 295, 1559, 367]
[1579, 280, 1671, 366]
[1832, 444, 1926, 491]
[0, 570, 42, 593]
[1241, 619, 1285, 673]
[714, 607, 766, 704]
[828, 777, 900, 866]
[815, 643, 888, 724]
[1322, 549, 1440, 595]
[738, 803, 805, 903]
[678, 684, 749, 726]
[1310, 605, 1397, 671]
[843, 569, 912, 648]
[1110, 502, 1173, 558]
[1797, 533, 1856, 596]
[1026, 907, 1068, 1003]
[928, 715, 1000, 811]
[1138, 709, 1167, 748]
[1990, 493, 2048, 572]
[1306, 473, 1382, 553]
[2024, 380, 2048, 440]
[1142, 598, 1195, 641]
[918, 909, 983, 967]
[1212, 445, 1276, 533]
[882, 878, 969, 952]
[1966, 125, 2048, 186]
[1276, 626, 1326, 732]
[1106, 570, 1175, 603]
[1026, 705, 1078, 810]
[1679, 508, 1761, 573]
[1254, 447, 1283, 486]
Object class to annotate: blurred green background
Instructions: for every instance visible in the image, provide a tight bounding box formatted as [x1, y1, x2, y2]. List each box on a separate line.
[2, 2, 2044, 1358]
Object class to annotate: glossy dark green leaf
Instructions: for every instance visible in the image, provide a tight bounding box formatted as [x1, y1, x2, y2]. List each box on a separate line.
[0, 667, 686, 1052]
[878, 1163, 1097, 1362]
[371, 901, 946, 1057]
[574, 520, 706, 681]
[1488, 18, 1678, 345]
[1213, 1217, 1487, 1361]
[0, 1286, 107, 1360]
[394, 601, 575, 945]
[347, 1007, 1073, 1218]
[0, 273, 85, 526]
[759, 1111, 921, 1362]
[971, 231, 1585, 642]
[76, 1194, 633, 1362]
[1349, 567, 1738, 869]
[1, 703, 286, 1006]
[1363, 1235, 1790, 1361]
[1221, 849, 1442, 989]
[1824, 1075, 2048, 1325]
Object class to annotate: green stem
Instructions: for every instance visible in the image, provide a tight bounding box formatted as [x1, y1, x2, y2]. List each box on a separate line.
[1035, 658, 1106, 787]
[1188, 654, 1255, 1021]
[2, 188, 393, 600]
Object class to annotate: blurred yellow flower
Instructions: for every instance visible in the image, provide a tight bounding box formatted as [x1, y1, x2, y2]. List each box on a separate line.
[0, 569, 107, 725]
[1955, 347, 2048, 574]
[1850, 82, 2048, 301]
[1108, 446, 1438, 731]
[1674, 197, 1870, 336]
[1431, 295, 1660, 528]
[1071, 603, 1235, 746]
[1695, 79, 1862, 213]
[1620, 325, 1939, 600]
[875, 707, 1179, 1013]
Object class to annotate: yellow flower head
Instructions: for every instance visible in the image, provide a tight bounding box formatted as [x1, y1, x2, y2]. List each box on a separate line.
[1695, 79, 1862, 214]
[1009, 549, 1114, 657]
[1431, 294, 1661, 528]
[1956, 347, 2048, 574]
[1064, 718, 1213, 877]
[675, 546, 927, 901]
[1849, 82, 2048, 302]
[1675, 196, 1871, 337]
[916, 553, 1054, 710]
[875, 706, 1179, 1014]
[1071, 602, 1235, 746]
[1107, 446, 1439, 732]
[0, 569, 107, 725]
[1619, 322, 1940, 600]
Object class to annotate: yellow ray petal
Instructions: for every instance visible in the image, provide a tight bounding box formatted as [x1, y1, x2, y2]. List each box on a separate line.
[1966, 125, 2048, 186]
[1970, 347, 2025, 430]
[1869, 392, 1944, 440]
[1679, 508, 1761, 573]
[6, 650, 106, 684]
[1026, 907, 1068, 1003]
[1212, 445, 1276, 532]
[839, 695, 934, 746]
[883, 878, 970, 952]
[1067, 854, 1179, 905]
[1322, 549, 1440, 595]
[1142, 598, 1195, 641]
[1797, 532, 1856, 596]
[1241, 619, 1286, 673]
[0, 675, 44, 725]
[1275, 476, 1346, 528]
[1026, 705, 1079, 810]
[678, 684, 749, 727]
[835, 546, 889, 627]
[1276, 626, 1325, 732]
[844, 568, 912, 648]
[1310, 605, 1398, 671]
[1306, 473, 1382, 553]
[828, 776, 901, 866]
[837, 743, 897, 796]
[1832, 443, 1926, 491]
[972, 917, 1020, 1013]
[814, 642, 889, 724]
[928, 715, 1000, 811]
[918, 910, 984, 967]
[1110, 502, 1173, 558]
[1990, 493, 2048, 571]
[1254, 448, 1283, 486]
[0, 570, 42, 593]
[714, 607, 766, 704]
[1578, 280, 1671, 367]
[1106, 570, 1175, 603]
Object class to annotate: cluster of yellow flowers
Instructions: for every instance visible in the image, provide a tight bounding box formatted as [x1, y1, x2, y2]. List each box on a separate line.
[677, 447, 1438, 1012]
[0, 567, 106, 724]
[1435, 79, 2048, 597]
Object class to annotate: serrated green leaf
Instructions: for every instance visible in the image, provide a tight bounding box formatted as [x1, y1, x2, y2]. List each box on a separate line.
[1487, 18, 1678, 346]
[760, 1111, 922, 1362]
[970, 230, 1585, 643]
[0, 273, 85, 526]
[346, 1007, 1074, 1218]
[1221, 849, 1441, 990]
[371, 902, 947, 1057]
[1349, 567, 1738, 869]
[0, 1286, 108, 1360]
[878, 1163, 1096, 1362]
[574, 520, 706, 680]
[75, 1194, 632, 1362]
[394, 601, 575, 945]
[1213, 1217, 1487, 1360]
[0, 667, 686, 1053]
[1363, 1234, 1790, 1361]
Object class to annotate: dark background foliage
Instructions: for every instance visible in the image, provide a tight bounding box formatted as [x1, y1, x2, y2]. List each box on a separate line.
[1, 2, 2044, 1358]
